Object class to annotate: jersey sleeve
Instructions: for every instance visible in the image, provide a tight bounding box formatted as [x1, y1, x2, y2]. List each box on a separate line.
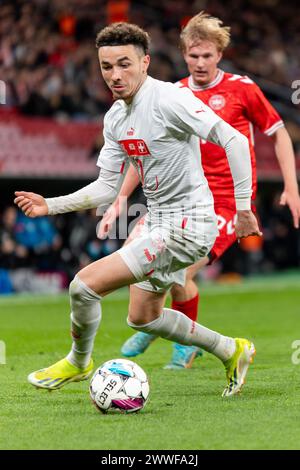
[159, 85, 221, 140]
[97, 114, 128, 173]
[243, 80, 284, 136]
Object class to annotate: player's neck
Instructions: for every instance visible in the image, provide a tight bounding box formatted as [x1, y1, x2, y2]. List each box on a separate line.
[124, 75, 148, 105]
[191, 68, 222, 89]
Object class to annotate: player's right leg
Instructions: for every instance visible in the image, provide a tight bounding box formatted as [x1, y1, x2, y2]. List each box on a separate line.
[28, 252, 138, 390]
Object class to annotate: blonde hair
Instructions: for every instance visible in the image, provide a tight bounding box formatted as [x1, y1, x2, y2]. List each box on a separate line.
[180, 11, 231, 52]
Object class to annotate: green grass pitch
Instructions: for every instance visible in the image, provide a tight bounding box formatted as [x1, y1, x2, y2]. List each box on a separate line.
[0, 274, 300, 450]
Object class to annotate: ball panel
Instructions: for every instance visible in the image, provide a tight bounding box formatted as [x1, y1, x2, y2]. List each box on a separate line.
[123, 377, 142, 397]
[141, 381, 150, 399]
[111, 397, 144, 412]
[90, 373, 105, 395]
[99, 359, 135, 377]
[132, 363, 147, 382]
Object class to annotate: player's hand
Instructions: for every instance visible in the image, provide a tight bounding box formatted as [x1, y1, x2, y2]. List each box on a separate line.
[14, 191, 48, 218]
[279, 190, 300, 229]
[97, 196, 128, 239]
[235, 210, 263, 239]
[97, 203, 119, 239]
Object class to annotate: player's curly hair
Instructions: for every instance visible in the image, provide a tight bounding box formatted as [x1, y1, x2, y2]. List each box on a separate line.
[96, 22, 150, 55]
[180, 11, 231, 52]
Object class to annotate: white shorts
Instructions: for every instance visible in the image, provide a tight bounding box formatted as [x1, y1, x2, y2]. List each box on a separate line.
[118, 209, 218, 293]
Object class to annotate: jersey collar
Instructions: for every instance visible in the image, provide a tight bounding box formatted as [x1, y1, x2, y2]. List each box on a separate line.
[188, 69, 224, 91]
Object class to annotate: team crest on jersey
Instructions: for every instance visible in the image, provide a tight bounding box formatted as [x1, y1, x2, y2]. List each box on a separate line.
[119, 139, 151, 157]
[208, 94, 226, 110]
[127, 127, 135, 136]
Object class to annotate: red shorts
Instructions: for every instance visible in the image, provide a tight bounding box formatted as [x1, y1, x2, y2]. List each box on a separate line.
[209, 201, 257, 264]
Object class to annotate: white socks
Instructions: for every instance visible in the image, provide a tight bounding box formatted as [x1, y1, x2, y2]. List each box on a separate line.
[66, 279, 236, 369]
[66, 275, 102, 369]
[128, 307, 236, 362]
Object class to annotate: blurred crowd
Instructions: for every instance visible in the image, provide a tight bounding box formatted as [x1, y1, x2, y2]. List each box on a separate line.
[0, 0, 299, 121]
[1, 192, 298, 293]
[1, 0, 300, 292]
[0, 205, 121, 293]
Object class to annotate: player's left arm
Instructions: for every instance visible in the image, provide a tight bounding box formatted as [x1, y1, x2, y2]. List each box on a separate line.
[270, 126, 300, 228]
[160, 86, 262, 239]
[207, 119, 262, 239]
[244, 80, 300, 228]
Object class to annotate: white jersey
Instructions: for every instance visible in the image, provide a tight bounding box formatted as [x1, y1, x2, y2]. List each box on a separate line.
[97, 76, 222, 215]
[46, 76, 252, 293]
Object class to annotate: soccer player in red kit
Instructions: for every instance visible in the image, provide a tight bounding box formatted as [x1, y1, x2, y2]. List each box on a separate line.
[100, 12, 300, 368]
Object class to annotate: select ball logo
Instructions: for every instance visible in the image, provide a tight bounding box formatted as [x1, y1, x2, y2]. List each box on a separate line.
[98, 378, 118, 405]
[208, 94, 226, 110]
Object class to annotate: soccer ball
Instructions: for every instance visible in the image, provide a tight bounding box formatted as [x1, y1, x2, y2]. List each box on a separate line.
[89, 358, 149, 414]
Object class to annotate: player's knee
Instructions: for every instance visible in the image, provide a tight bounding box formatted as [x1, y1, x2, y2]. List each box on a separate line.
[69, 275, 100, 303]
[69, 276, 83, 302]
[127, 316, 151, 334]
[127, 310, 146, 326]
[127, 315, 138, 328]
[127, 305, 160, 326]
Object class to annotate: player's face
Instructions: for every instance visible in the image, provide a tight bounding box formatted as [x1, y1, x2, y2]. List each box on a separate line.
[183, 40, 222, 86]
[98, 45, 150, 104]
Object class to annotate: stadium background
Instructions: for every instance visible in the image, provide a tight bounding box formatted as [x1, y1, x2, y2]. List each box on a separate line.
[0, 0, 300, 295]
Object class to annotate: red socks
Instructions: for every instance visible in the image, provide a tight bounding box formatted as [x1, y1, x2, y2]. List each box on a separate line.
[171, 293, 199, 322]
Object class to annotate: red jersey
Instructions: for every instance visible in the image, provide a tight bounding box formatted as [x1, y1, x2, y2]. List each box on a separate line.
[178, 70, 283, 202]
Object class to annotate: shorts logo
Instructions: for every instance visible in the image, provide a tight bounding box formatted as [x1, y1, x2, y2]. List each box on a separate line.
[119, 139, 151, 157]
[127, 127, 135, 136]
[208, 94, 226, 110]
[144, 248, 156, 262]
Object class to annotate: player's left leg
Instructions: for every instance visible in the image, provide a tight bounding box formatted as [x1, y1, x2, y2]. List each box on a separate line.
[122, 257, 208, 365]
[121, 221, 207, 362]
[128, 285, 255, 397]
[122, 203, 238, 365]
[165, 203, 239, 369]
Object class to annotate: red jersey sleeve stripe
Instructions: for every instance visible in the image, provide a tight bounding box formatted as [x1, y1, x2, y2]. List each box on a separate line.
[264, 120, 284, 136]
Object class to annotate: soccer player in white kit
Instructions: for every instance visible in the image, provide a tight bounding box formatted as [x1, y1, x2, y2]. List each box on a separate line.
[14, 22, 261, 397]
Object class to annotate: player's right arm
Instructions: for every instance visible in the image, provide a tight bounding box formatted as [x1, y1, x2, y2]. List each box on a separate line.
[14, 167, 126, 217]
[14, 113, 128, 218]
